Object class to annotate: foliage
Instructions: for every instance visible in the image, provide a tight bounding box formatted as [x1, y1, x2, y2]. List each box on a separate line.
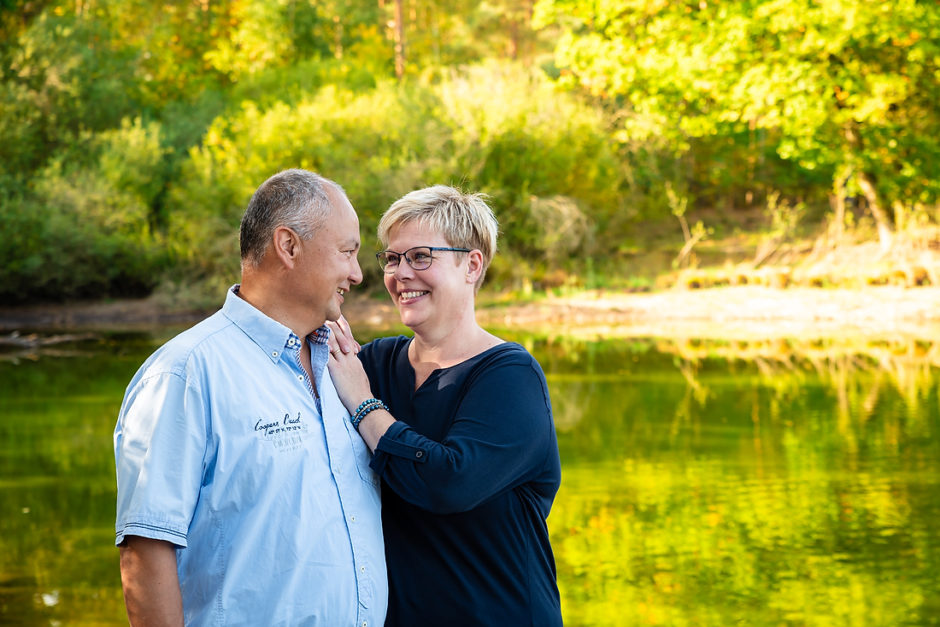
[1, 11, 143, 178]
[534, 0, 940, 245]
[0, 0, 938, 303]
[164, 64, 619, 295]
[0, 119, 167, 303]
[434, 63, 623, 279]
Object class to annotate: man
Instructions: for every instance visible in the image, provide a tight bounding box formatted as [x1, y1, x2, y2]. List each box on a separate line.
[114, 169, 387, 626]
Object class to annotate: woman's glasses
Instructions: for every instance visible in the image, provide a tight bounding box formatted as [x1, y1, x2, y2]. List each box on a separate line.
[376, 246, 471, 273]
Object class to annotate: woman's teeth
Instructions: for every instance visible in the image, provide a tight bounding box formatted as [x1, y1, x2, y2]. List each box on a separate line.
[400, 291, 427, 300]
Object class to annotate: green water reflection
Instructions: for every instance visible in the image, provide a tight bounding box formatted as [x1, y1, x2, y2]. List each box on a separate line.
[1, 331, 938, 625]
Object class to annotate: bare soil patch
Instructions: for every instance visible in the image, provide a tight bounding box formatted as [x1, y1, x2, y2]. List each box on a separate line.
[475, 286, 940, 339]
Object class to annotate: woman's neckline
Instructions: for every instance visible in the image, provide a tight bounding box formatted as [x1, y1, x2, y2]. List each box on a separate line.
[406, 337, 510, 391]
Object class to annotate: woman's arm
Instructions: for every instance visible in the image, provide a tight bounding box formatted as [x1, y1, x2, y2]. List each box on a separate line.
[370, 361, 555, 513]
[326, 319, 395, 452]
[327, 320, 556, 514]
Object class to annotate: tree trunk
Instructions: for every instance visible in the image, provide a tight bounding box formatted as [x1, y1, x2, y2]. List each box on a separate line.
[842, 122, 893, 251]
[508, 20, 519, 60]
[856, 172, 893, 251]
[827, 165, 854, 246]
[828, 191, 845, 245]
[333, 14, 343, 59]
[393, 0, 405, 79]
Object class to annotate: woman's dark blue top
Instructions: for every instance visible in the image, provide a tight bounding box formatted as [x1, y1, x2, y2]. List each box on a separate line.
[360, 336, 563, 626]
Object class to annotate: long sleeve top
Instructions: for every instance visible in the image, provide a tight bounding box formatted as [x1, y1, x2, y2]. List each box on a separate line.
[360, 336, 562, 627]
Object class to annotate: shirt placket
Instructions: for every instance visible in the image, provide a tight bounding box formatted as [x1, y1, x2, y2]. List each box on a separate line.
[320, 382, 376, 626]
[298, 332, 378, 624]
[287, 334, 321, 415]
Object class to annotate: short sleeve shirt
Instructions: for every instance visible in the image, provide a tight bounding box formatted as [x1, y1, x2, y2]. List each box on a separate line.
[114, 286, 387, 626]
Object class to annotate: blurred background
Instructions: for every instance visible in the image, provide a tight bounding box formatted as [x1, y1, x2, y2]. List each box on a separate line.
[2, 2, 940, 625]
[1, 0, 938, 308]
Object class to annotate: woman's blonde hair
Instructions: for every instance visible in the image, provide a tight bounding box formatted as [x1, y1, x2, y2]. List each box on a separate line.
[378, 185, 498, 290]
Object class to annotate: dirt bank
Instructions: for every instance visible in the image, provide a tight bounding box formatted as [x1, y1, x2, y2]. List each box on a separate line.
[476, 286, 940, 339]
[2, 286, 938, 340]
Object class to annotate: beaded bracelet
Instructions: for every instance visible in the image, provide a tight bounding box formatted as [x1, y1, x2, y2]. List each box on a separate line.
[351, 398, 388, 431]
[353, 398, 381, 417]
[351, 399, 386, 430]
[354, 399, 383, 420]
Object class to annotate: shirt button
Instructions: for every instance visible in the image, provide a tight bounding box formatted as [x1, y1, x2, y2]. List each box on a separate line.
[297, 375, 304, 381]
[350, 515, 356, 522]
[272, 350, 279, 357]
[415, 450, 424, 458]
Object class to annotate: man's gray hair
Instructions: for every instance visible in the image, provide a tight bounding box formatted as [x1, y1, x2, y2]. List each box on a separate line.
[240, 169, 345, 266]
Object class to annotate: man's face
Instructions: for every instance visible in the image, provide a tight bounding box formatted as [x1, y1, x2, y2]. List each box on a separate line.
[295, 191, 362, 326]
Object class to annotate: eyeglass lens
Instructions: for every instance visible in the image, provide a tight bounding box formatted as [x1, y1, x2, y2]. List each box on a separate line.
[379, 247, 433, 271]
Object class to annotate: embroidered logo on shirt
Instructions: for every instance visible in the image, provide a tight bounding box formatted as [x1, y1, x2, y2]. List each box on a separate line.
[254, 412, 309, 452]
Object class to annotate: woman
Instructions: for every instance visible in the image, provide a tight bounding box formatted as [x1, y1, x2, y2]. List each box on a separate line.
[327, 185, 563, 626]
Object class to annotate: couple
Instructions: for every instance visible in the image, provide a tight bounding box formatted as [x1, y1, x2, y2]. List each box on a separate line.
[113, 169, 563, 626]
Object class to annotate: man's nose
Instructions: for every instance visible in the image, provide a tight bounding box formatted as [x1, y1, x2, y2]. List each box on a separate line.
[350, 255, 363, 285]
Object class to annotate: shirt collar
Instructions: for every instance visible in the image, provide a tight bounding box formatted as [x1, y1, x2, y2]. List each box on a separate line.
[222, 285, 330, 363]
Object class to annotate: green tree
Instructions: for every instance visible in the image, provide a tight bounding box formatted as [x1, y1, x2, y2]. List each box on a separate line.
[1, 11, 142, 178]
[0, 118, 168, 303]
[535, 0, 940, 247]
[437, 63, 623, 265]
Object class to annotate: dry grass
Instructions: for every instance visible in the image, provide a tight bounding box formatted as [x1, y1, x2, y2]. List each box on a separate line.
[667, 225, 940, 291]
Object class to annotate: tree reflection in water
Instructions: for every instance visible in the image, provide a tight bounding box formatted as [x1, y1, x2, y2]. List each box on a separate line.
[0, 331, 938, 625]
[529, 333, 940, 626]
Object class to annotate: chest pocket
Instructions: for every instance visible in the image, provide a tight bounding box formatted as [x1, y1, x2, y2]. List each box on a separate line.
[342, 416, 380, 487]
[318, 372, 380, 488]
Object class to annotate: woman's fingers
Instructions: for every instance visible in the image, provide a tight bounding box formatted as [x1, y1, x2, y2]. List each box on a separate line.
[326, 327, 353, 355]
[325, 321, 348, 354]
[330, 315, 360, 354]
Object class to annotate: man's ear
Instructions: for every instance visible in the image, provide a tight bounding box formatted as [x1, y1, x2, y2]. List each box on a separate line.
[272, 226, 301, 268]
[466, 249, 484, 284]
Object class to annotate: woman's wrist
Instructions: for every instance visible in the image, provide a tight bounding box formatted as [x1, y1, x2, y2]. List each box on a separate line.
[350, 398, 388, 431]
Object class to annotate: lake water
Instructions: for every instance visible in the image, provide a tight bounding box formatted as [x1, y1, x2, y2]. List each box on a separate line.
[1, 328, 938, 625]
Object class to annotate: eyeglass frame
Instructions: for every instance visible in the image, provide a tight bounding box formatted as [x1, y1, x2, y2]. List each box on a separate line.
[375, 246, 472, 273]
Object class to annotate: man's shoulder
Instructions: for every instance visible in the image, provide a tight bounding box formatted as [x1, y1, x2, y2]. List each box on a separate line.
[139, 310, 234, 376]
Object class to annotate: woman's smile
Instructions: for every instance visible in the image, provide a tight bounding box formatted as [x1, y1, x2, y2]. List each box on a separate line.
[398, 290, 429, 303]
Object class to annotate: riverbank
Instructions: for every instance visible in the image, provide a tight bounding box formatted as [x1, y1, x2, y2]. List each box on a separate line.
[2, 285, 938, 340]
[476, 286, 940, 339]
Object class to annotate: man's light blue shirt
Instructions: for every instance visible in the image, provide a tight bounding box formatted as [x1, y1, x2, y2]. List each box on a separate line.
[114, 286, 387, 626]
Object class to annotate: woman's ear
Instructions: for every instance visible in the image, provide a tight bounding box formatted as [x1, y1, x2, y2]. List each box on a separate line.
[465, 249, 484, 284]
[272, 226, 300, 268]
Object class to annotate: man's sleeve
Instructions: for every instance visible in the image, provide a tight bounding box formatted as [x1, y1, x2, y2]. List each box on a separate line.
[114, 370, 207, 547]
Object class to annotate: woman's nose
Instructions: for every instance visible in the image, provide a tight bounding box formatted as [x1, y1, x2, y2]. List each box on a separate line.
[393, 258, 415, 278]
